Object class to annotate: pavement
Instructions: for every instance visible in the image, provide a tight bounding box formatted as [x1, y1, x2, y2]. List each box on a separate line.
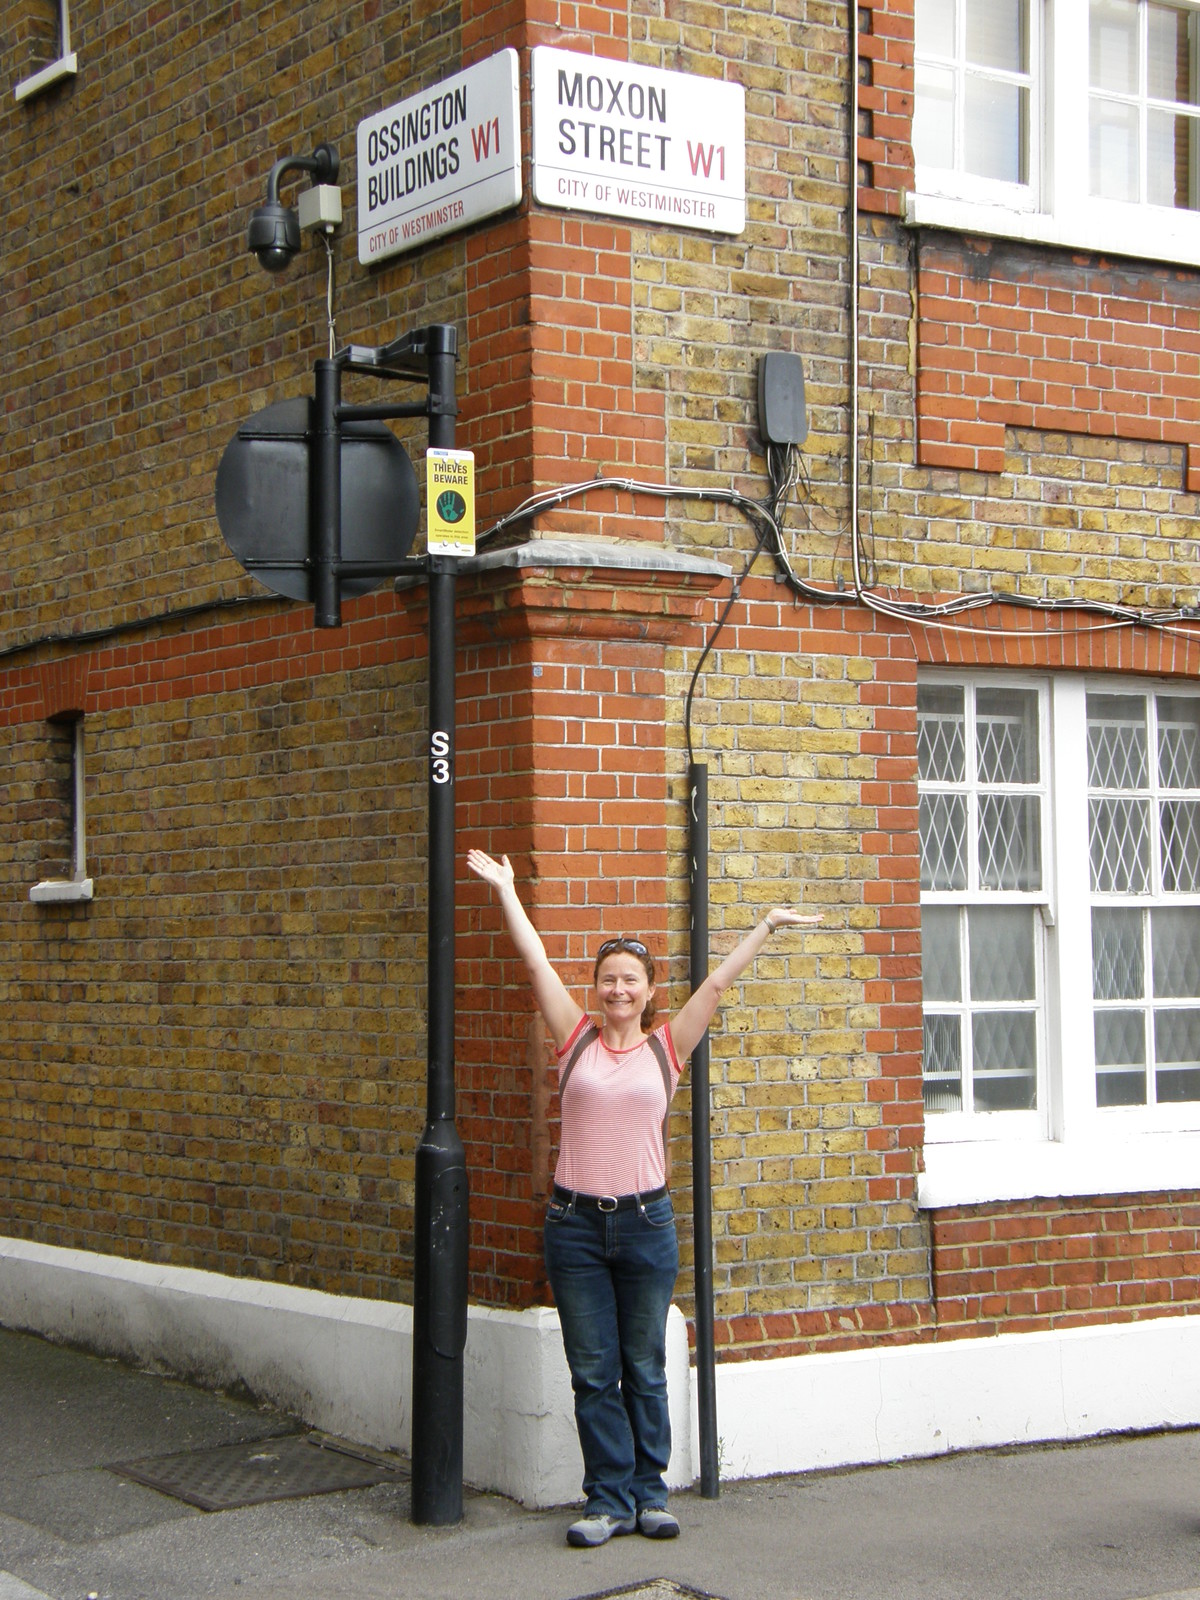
[2, 1326, 1200, 1600]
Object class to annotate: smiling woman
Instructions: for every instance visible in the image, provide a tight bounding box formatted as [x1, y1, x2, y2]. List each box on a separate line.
[465, 846, 819, 1548]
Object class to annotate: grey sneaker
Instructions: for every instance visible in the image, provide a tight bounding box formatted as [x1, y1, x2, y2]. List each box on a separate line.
[566, 1511, 636, 1547]
[636, 1505, 680, 1539]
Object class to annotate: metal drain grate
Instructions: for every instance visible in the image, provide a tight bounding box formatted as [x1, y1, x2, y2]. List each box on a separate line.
[109, 1431, 408, 1512]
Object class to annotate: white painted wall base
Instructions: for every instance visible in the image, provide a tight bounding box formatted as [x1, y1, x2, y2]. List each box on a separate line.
[1, 1236, 1197, 1506]
[0, 1236, 690, 1508]
[711, 1314, 1200, 1480]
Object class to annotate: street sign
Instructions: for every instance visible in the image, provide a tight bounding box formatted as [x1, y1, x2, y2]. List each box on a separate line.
[531, 46, 745, 234]
[357, 50, 522, 265]
[214, 397, 419, 602]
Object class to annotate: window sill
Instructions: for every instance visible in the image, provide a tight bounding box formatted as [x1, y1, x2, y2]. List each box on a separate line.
[14, 54, 77, 104]
[918, 1130, 1200, 1208]
[903, 189, 1200, 272]
[29, 877, 93, 904]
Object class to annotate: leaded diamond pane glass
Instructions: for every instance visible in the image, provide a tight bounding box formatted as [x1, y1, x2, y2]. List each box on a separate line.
[1095, 1008, 1146, 1066]
[972, 1012, 1037, 1110]
[1151, 907, 1200, 997]
[922, 907, 962, 1001]
[1154, 1009, 1200, 1100]
[1089, 796, 1151, 893]
[1158, 695, 1200, 788]
[1092, 908, 1145, 999]
[1088, 694, 1148, 789]
[979, 794, 1042, 889]
[1094, 1009, 1147, 1106]
[969, 906, 1035, 1000]
[923, 1014, 962, 1113]
[977, 688, 1040, 783]
[1161, 800, 1200, 891]
[921, 793, 967, 890]
[918, 685, 966, 782]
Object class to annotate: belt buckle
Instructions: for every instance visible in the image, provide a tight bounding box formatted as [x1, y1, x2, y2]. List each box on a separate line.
[598, 1195, 619, 1213]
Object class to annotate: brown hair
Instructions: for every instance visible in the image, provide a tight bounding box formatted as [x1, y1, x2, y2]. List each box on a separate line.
[593, 937, 657, 1032]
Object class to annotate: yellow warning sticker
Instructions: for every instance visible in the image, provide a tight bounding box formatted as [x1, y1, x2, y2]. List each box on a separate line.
[426, 449, 476, 555]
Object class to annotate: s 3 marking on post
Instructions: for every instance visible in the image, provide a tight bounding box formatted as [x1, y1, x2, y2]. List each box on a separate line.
[431, 729, 451, 783]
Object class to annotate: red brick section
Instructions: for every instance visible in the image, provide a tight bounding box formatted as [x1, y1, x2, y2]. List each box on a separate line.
[454, 562, 716, 1302]
[857, 1, 915, 217]
[459, 9, 668, 538]
[0, 593, 426, 729]
[933, 1198, 1200, 1334]
[911, 600, 1200, 678]
[915, 238, 1200, 489]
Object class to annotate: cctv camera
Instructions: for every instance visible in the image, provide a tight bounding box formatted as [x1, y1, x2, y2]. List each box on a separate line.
[247, 198, 302, 273]
[246, 143, 340, 274]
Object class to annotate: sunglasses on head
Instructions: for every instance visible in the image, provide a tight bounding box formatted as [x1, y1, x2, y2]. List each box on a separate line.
[596, 936, 649, 960]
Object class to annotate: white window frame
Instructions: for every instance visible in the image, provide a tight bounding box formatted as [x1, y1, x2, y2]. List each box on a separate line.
[30, 716, 93, 904]
[919, 676, 1051, 1142]
[14, 1, 77, 104]
[906, 0, 1200, 269]
[918, 672, 1200, 1207]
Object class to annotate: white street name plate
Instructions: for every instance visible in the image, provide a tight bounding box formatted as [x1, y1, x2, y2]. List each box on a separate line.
[357, 49, 521, 265]
[530, 46, 745, 235]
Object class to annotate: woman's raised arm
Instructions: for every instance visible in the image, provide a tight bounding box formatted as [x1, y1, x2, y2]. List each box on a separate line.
[667, 908, 821, 1063]
[467, 848, 584, 1049]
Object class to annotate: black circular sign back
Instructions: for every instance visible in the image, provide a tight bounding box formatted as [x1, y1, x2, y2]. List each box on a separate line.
[215, 397, 420, 602]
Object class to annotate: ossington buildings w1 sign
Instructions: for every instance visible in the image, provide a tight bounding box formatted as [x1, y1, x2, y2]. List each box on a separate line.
[530, 47, 745, 236]
[356, 50, 522, 264]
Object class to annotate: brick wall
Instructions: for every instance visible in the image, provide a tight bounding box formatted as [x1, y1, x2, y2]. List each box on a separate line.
[1, 598, 431, 1297]
[857, 1, 914, 216]
[6, 0, 1200, 1362]
[915, 238, 1200, 491]
[933, 1197, 1200, 1335]
[3, 0, 469, 646]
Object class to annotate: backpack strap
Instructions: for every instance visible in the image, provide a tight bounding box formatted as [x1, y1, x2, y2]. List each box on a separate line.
[645, 1032, 674, 1169]
[558, 1022, 675, 1168]
[557, 1020, 599, 1102]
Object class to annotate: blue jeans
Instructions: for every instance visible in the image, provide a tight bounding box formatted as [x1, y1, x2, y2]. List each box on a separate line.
[544, 1192, 679, 1519]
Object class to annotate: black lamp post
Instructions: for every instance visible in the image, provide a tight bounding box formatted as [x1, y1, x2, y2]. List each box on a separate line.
[231, 148, 469, 1525]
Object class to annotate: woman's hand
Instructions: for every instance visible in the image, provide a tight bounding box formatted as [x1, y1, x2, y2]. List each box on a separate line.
[763, 908, 823, 932]
[467, 848, 515, 894]
[467, 846, 583, 1049]
[669, 905, 823, 1061]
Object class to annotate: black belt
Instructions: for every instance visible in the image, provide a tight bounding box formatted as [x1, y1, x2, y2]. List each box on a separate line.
[552, 1184, 669, 1214]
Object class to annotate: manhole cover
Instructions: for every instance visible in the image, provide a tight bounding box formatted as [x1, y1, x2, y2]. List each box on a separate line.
[581, 1584, 724, 1600]
[109, 1431, 407, 1512]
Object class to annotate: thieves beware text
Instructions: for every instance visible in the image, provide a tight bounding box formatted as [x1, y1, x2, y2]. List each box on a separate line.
[357, 50, 521, 265]
[530, 48, 745, 235]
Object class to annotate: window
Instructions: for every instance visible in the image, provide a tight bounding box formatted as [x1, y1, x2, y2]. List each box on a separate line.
[919, 683, 1047, 1128]
[30, 715, 93, 904]
[917, 674, 1200, 1205]
[1088, 690, 1200, 1107]
[908, 0, 1200, 267]
[1090, 0, 1200, 209]
[14, 1, 78, 104]
[913, 0, 1036, 201]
